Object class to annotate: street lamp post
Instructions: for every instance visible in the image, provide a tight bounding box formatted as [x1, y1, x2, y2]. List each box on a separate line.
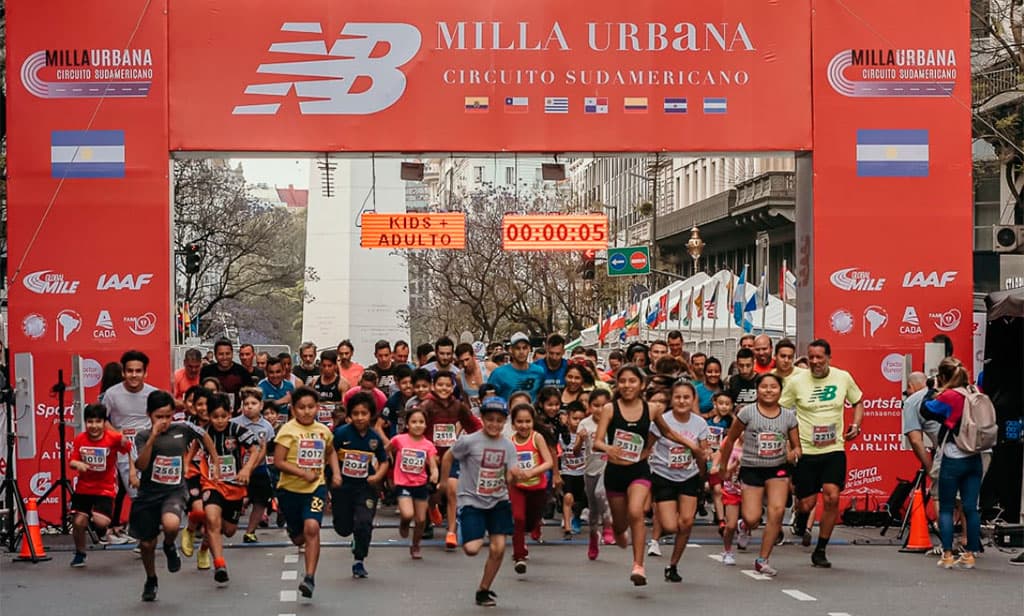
[686, 225, 705, 274]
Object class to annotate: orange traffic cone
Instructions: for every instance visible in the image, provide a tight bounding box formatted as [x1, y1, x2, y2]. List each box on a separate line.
[14, 498, 52, 562]
[899, 489, 933, 553]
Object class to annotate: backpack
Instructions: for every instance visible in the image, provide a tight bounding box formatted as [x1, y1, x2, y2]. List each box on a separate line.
[950, 385, 998, 454]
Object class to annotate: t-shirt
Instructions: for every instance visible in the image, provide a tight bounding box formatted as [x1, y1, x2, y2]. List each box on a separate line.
[134, 422, 206, 501]
[104, 382, 158, 441]
[705, 415, 733, 451]
[230, 415, 276, 465]
[901, 388, 941, 449]
[71, 429, 133, 497]
[575, 416, 607, 476]
[200, 362, 252, 398]
[753, 359, 776, 375]
[367, 362, 399, 396]
[694, 381, 721, 415]
[200, 422, 260, 500]
[259, 378, 296, 414]
[390, 433, 438, 487]
[173, 368, 200, 399]
[332, 424, 388, 486]
[450, 430, 518, 510]
[779, 367, 862, 454]
[293, 364, 319, 385]
[649, 412, 708, 482]
[488, 363, 546, 401]
[736, 403, 798, 467]
[726, 374, 758, 407]
[381, 391, 410, 437]
[559, 432, 586, 477]
[338, 363, 365, 389]
[533, 358, 568, 389]
[274, 419, 334, 494]
[342, 387, 388, 414]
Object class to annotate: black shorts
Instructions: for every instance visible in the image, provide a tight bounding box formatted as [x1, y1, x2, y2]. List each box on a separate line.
[603, 461, 651, 496]
[247, 467, 274, 507]
[71, 493, 114, 520]
[129, 491, 186, 541]
[394, 485, 431, 501]
[277, 486, 327, 539]
[793, 452, 846, 499]
[651, 473, 702, 502]
[561, 474, 587, 505]
[739, 465, 792, 488]
[202, 488, 245, 525]
[186, 475, 203, 506]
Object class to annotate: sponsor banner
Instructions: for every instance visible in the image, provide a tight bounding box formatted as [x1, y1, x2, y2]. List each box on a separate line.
[810, 0, 972, 497]
[6, 0, 170, 520]
[169, 0, 813, 151]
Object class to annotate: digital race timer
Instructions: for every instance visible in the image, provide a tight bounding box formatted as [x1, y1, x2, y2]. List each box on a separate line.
[501, 214, 608, 251]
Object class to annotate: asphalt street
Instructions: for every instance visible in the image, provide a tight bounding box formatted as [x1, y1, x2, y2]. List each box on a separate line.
[2, 515, 1022, 616]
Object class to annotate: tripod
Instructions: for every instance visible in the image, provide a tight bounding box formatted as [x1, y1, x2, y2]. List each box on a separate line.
[0, 354, 34, 556]
[38, 370, 75, 534]
[880, 467, 929, 541]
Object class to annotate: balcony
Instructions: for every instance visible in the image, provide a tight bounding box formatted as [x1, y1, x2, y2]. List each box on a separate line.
[732, 171, 796, 213]
[973, 65, 1024, 111]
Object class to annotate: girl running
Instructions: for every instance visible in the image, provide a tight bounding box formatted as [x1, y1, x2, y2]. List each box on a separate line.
[648, 380, 708, 583]
[711, 442, 743, 565]
[509, 403, 555, 574]
[705, 391, 735, 531]
[559, 402, 588, 539]
[717, 373, 800, 576]
[387, 408, 439, 559]
[575, 389, 614, 559]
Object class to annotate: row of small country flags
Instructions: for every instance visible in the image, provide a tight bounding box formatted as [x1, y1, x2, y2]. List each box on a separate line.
[465, 96, 728, 115]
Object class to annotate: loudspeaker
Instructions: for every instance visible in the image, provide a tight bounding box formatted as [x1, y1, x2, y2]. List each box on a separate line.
[541, 163, 566, 181]
[400, 162, 425, 181]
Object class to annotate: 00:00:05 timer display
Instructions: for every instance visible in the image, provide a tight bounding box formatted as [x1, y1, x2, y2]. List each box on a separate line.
[501, 214, 608, 251]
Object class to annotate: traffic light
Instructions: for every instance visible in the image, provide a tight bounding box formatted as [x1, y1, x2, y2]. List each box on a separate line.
[184, 243, 202, 274]
[581, 249, 596, 280]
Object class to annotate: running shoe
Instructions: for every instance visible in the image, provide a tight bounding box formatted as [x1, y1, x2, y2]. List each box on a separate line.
[214, 566, 229, 584]
[955, 553, 976, 569]
[445, 531, 458, 550]
[603, 527, 616, 545]
[409, 546, 422, 560]
[429, 505, 444, 526]
[1010, 552, 1024, 566]
[801, 529, 813, 547]
[70, 552, 87, 568]
[811, 549, 832, 568]
[663, 565, 682, 583]
[352, 562, 368, 578]
[721, 550, 736, 566]
[775, 532, 785, 546]
[514, 560, 527, 574]
[588, 533, 599, 561]
[163, 543, 181, 573]
[630, 564, 647, 586]
[531, 527, 544, 543]
[242, 532, 258, 544]
[298, 575, 315, 598]
[141, 576, 158, 602]
[647, 538, 662, 557]
[422, 523, 435, 540]
[475, 589, 497, 607]
[937, 552, 956, 569]
[571, 516, 582, 535]
[180, 527, 195, 556]
[399, 518, 410, 539]
[736, 520, 750, 551]
[564, 530, 573, 541]
[108, 530, 134, 545]
[754, 558, 778, 577]
[196, 546, 212, 570]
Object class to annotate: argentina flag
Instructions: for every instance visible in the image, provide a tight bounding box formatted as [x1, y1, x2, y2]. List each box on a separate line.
[856, 129, 929, 177]
[51, 130, 125, 179]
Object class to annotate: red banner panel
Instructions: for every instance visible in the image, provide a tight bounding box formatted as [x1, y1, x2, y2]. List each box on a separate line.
[168, 0, 813, 152]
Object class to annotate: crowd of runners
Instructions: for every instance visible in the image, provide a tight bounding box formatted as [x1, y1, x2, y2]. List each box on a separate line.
[70, 331, 875, 604]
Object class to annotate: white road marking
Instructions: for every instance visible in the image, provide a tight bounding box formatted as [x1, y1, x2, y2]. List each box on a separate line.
[280, 590, 297, 602]
[279, 613, 296, 616]
[687, 543, 701, 548]
[827, 613, 853, 616]
[284, 554, 298, 563]
[781, 589, 817, 601]
[742, 569, 773, 581]
[707, 554, 723, 562]
[281, 570, 298, 580]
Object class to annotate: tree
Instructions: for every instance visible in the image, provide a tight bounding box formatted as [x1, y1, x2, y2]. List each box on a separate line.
[173, 159, 305, 342]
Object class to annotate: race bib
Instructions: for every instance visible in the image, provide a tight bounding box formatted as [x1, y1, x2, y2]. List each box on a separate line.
[399, 448, 427, 475]
[476, 467, 505, 496]
[341, 451, 371, 478]
[296, 438, 325, 469]
[667, 446, 693, 470]
[122, 428, 138, 439]
[757, 432, 786, 458]
[152, 455, 183, 485]
[562, 451, 585, 472]
[317, 404, 335, 426]
[433, 423, 457, 447]
[218, 455, 237, 482]
[80, 446, 108, 472]
[613, 429, 643, 463]
[812, 424, 837, 447]
[516, 450, 537, 471]
[706, 426, 724, 448]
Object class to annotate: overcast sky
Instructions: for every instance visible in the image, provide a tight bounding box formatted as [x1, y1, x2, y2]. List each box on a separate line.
[231, 158, 311, 188]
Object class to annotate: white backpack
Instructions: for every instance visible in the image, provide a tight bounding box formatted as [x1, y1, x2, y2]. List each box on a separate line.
[950, 385, 998, 454]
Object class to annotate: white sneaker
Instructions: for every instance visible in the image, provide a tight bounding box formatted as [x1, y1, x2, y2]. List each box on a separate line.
[722, 550, 736, 566]
[108, 532, 134, 545]
[647, 539, 662, 557]
[736, 520, 750, 551]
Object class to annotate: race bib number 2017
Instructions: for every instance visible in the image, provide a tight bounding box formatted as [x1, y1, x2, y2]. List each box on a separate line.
[297, 439, 325, 469]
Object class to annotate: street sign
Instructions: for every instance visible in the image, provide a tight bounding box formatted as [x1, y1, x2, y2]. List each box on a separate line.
[607, 246, 650, 276]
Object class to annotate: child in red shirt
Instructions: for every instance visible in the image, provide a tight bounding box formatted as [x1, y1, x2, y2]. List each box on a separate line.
[69, 403, 133, 567]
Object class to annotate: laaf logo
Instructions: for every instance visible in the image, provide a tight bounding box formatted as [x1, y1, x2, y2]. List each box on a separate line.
[829, 309, 854, 335]
[930, 308, 962, 333]
[900, 306, 922, 335]
[56, 309, 82, 342]
[902, 271, 957, 288]
[23, 269, 79, 295]
[22, 313, 47, 340]
[233, 22, 421, 116]
[829, 268, 885, 292]
[93, 310, 118, 342]
[124, 312, 157, 336]
[863, 305, 887, 337]
[97, 273, 153, 291]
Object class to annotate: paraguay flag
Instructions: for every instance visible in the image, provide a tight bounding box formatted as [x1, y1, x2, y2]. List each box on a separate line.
[856, 129, 929, 177]
[51, 130, 125, 179]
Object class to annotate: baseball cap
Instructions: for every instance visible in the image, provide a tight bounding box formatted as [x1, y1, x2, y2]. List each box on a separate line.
[479, 396, 509, 416]
[509, 332, 530, 346]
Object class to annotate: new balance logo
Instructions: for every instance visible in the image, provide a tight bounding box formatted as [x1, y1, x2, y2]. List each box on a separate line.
[233, 22, 421, 116]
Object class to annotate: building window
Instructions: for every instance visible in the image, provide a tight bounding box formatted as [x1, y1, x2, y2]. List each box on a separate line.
[474, 166, 484, 183]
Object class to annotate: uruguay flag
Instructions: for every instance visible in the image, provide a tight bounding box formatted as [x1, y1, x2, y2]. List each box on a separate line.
[51, 130, 125, 179]
[856, 129, 929, 177]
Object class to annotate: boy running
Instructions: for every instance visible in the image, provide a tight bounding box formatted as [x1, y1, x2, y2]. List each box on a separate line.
[232, 387, 277, 543]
